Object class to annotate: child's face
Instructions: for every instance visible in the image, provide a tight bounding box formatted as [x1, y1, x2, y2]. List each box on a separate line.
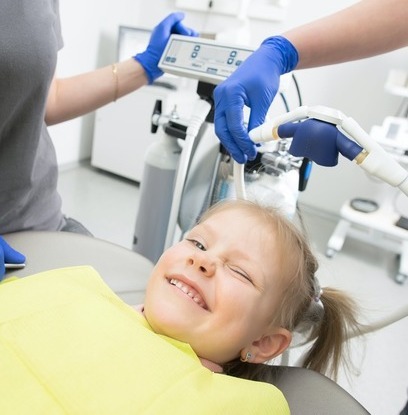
[144, 207, 285, 364]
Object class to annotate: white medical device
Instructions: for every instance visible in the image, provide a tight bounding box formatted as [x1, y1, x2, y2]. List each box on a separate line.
[158, 34, 254, 84]
[138, 34, 408, 274]
[371, 116, 408, 153]
[239, 105, 408, 197]
[159, 37, 408, 200]
[157, 35, 303, 252]
[134, 35, 258, 262]
[134, 34, 302, 262]
[135, 35, 254, 262]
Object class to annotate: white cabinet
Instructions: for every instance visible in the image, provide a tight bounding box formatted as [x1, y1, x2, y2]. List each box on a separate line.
[91, 83, 197, 182]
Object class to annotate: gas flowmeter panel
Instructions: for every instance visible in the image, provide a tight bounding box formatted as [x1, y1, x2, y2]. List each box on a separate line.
[159, 34, 254, 85]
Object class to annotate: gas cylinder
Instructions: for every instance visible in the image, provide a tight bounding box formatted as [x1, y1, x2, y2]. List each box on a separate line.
[132, 123, 184, 264]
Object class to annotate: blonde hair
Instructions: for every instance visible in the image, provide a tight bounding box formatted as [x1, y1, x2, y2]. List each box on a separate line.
[199, 199, 361, 380]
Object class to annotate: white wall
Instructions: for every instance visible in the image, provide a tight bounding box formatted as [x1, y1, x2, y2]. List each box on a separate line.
[49, 0, 144, 165]
[52, 0, 407, 214]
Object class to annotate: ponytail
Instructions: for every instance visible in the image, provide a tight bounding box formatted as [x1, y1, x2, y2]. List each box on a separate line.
[300, 287, 362, 380]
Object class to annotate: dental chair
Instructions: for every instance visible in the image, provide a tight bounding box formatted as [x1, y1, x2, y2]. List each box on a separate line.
[4, 231, 153, 305]
[3, 231, 370, 415]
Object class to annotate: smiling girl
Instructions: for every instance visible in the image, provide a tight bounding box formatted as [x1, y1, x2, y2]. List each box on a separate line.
[144, 199, 361, 380]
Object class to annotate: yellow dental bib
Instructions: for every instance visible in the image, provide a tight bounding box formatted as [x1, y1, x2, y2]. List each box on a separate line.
[0, 266, 289, 414]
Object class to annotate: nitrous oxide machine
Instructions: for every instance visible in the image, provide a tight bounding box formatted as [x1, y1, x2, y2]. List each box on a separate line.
[133, 35, 310, 264]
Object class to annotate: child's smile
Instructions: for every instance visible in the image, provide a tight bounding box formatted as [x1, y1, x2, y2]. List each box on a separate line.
[168, 276, 209, 310]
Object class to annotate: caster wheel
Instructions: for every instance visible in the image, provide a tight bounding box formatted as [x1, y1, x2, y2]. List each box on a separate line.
[325, 248, 337, 258]
[395, 273, 407, 285]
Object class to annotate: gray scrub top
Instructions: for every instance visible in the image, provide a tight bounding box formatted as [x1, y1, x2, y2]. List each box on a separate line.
[0, 0, 64, 233]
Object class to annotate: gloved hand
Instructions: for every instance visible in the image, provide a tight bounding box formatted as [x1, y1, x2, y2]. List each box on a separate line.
[214, 36, 299, 164]
[134, 12, 198, 84]
[0, 236, 26, 281]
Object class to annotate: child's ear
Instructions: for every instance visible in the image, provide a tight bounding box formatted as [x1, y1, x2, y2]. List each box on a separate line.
[251, 328, 292, 363]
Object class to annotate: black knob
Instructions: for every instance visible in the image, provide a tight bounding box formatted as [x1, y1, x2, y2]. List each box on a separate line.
[151, 100, 162, 133]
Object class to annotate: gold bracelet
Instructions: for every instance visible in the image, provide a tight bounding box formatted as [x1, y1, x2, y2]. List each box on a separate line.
[111, 63, 119, 102]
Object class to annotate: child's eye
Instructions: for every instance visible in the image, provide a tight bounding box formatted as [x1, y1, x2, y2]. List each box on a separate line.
[186, 239, 206, 251]
[229, 266, 254, 285]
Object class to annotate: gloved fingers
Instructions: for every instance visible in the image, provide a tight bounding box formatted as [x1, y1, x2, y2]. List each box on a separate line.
[135, 12, 198, 84]
[214, 114, 248, 164]
[214, 85, 257, 163]
[246, 80, 279, 131]
[155, 12, 186, 34]
[247, 100, 270, 133]
[277, 122, 300, 138]
[154, 12, 197, 39]
[146, 13, 184, 50]
[173, 20, 199, 37]
[225, 111, 257, 163]
[0, 236, 26, 264]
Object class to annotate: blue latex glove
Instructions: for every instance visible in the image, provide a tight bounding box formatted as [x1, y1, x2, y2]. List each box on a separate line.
[278, 119, 363, 166]
[214, 36, 299, 164]
[0, 236, 26, 281]
[134, 12, 198, 84]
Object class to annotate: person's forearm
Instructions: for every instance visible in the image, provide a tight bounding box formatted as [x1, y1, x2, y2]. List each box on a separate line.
[45, 58, 147, 125]
[284, 0, 408, 69]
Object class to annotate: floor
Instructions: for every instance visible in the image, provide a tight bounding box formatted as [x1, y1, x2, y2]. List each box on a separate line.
[58, 162, 408, 415]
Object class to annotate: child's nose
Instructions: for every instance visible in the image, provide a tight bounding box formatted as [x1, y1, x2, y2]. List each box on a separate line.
[188, 252, 216, 277]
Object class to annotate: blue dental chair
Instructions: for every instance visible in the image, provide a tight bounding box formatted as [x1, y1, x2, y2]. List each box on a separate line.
[3, 231, 370, 415]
